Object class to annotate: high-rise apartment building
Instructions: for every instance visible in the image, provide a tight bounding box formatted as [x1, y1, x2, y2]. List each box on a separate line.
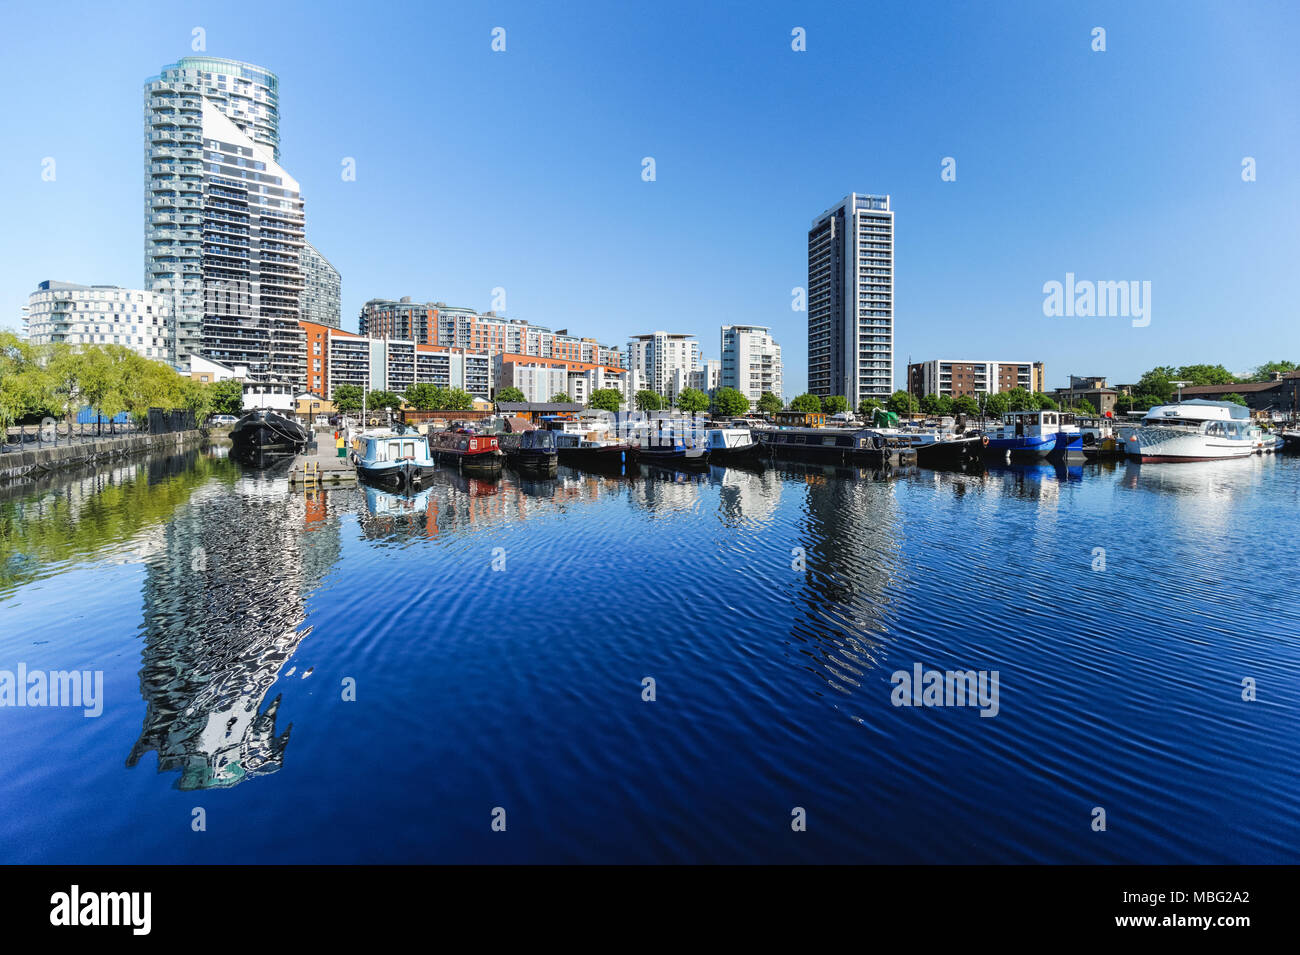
[721, 325, 783, 410]
[626, 332, 699, 403]
[144, 56, 331, 380]
[808, 193, 894, 406]
[359, 299, 625, 368]
[300, 320, 492, 401]
[26, 281, 172, 360]
[300, 242, 341, 328]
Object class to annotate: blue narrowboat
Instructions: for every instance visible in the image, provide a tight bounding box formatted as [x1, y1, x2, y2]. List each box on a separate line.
[354, 429, 437, 490]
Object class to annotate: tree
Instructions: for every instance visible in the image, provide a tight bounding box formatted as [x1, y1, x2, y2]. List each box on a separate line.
[919, 393, 942, 416]
[209, 379, 244, 416]
[857, 397, 882, 418]
[179, 378, 214, 421]
[822, 394, 849, 415]
[635, 390, 662, 412]
[713, 386, 750, 418]
[406, 382, 449, 410]
[676, 387, 709, 414]
[332, 384, 364, 412]
[1033, 391, 1059, 411]
[588, 388, 624, 413]
[790, 393, 822, 414]
[1134, 367, 1176, 404]
[984, 392, 1010, 418]
[951, 394, 980, 417]
[757, 392, 783, 416]
[495, 386, 526, 404]
[366, 390, 403, 413]
[1001, 387, 1035, 412]
[1177, 364, 1235, 386]
[887, 390, 918, 415]
[1250, 360, 1297, 382]
[549, 391, 573, 403]
[1114, 393, 1135, 414]
[1074, 398, 1098, 416]
[444, 388, 475, 411]
[1221, 393, 1248, 406]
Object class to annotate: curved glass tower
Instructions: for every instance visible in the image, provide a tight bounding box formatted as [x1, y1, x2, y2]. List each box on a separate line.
[144, 57, 304, 380]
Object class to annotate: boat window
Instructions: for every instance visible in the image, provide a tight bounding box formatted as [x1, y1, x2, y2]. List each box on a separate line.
[404, 442, 415, 459]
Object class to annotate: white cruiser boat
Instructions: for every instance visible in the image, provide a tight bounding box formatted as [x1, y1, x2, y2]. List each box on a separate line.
[1126, 400, 1254, 462]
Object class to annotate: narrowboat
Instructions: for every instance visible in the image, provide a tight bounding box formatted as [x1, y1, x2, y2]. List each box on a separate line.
[500, 427, 559, 475]
[354, 429, 437, 490]
[430, 427, 505, 474]
[759, 427, 900, 464]
[631, 430, 708, 467]
[553, 432, 635, 471]
[1078, 416, 1127, 459]
[1126, 400, 1254, 462]
[230, 409, 310, 459]
[704, 427, 764, 464]
[984, 411, 1059, 459]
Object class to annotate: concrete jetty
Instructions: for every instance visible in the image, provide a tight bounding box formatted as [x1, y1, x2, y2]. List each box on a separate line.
[289, 429, 356, 486]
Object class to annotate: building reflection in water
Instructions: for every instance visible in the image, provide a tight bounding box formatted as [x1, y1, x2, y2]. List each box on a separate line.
[784, 463, 906, 704]
[128, 469, 341, 790]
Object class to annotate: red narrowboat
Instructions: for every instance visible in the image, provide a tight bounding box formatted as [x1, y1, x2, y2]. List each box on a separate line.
[430, 428, 505, 474]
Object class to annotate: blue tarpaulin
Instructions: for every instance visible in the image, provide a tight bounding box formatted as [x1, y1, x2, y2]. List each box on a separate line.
[75, 407, 130, 425]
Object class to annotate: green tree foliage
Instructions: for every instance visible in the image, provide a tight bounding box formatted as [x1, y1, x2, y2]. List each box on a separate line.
[789, 393, 822, 414]
[676, 387, 710, 414]
[1221, 393, 1248, 406]
[635, 390, 663, 412]
[757, 392, 784, 415]
[857, 397, 883, 418]
[984, 392, 1011, 417]
[444, 388, 475, 411]
[365, 390, 403, 412]
[951, 394, 980, 417]
[405, 382, 449, 410]
[1033, 391, 1059, 410]
[1176, 364, 1236, 386]
[209, 379, 244, 416]
[332, 384, 364, 412]
[1074, 398, 1098, 416]
[1134, 368, 1176, 404]
[549, 392, 573, 403]
[494, 386, 526, 404]
[887, 390, 919, 415]
[713, 386, 750, 418]
[822, 394, 850, 415]
[588, 388, 624, 412]
[1250, 360, 1297, 381]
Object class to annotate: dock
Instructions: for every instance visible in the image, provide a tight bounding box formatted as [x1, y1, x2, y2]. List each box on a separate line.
[289, 430, 357, 486]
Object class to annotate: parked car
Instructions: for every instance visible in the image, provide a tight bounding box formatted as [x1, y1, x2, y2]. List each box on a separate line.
[209, 414, 239, 426]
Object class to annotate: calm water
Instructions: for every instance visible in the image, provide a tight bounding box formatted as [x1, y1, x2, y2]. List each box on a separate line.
[2, 447, 1298, 863]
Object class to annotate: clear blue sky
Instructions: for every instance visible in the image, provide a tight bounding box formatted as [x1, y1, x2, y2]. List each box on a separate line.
[1, 0, 1296, 391]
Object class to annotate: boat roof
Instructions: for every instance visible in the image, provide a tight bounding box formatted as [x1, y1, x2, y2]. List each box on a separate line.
[1144, 399, 1250, 420]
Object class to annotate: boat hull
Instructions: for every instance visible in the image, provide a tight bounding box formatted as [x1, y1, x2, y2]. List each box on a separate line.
[358, 461, 437, 489]
[985, 434, 1056, 458]
[1052, 431, 1084, 456]
[506, 449, 559, 474]
[914, 435, 987, 467]
[636, 447, 709, 468]
[230, 411, 310, 457]
[556, 445, 633, 471]
[1128, 427, 1253, 462]
[435, 448, 504, 473]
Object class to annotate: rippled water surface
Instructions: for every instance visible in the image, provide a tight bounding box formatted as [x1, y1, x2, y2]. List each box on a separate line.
[2, 447, 1298, 863]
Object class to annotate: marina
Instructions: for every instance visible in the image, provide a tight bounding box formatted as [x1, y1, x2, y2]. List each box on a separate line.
[3, 441, 1299, 864]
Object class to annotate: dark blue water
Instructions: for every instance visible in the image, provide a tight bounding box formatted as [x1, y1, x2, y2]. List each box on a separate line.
[2, 447, 1298, 863]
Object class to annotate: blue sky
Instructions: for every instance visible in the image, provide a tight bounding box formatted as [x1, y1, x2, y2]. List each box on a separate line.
[1, 0, 1296, 391]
